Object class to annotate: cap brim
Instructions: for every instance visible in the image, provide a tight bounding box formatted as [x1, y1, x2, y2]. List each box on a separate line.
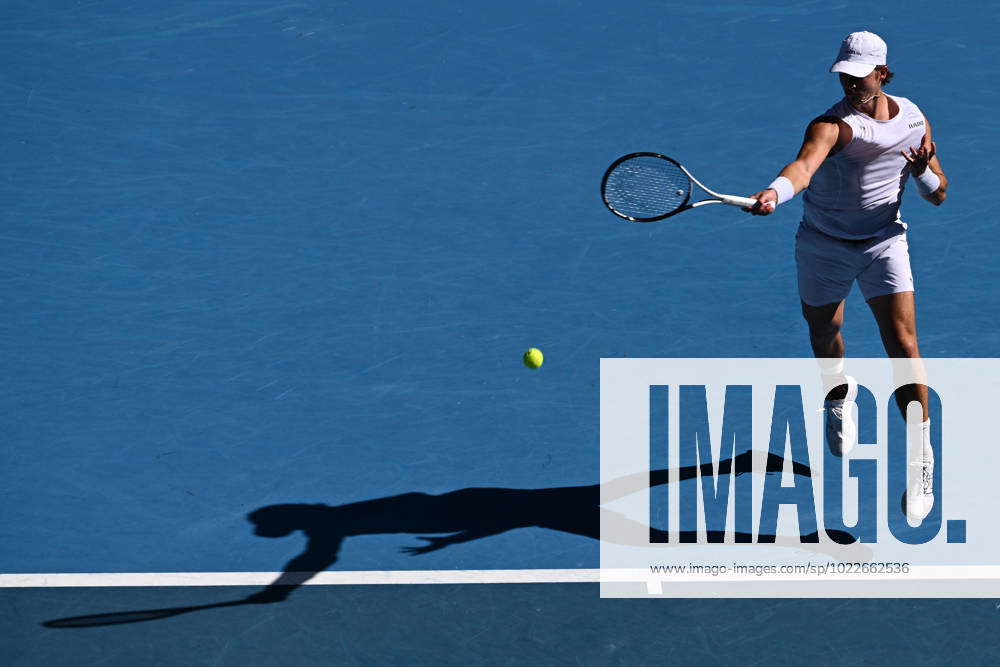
[830, 60, 877, 77]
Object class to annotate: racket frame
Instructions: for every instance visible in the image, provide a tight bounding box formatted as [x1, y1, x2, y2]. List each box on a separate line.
[601, 152, 757, 222]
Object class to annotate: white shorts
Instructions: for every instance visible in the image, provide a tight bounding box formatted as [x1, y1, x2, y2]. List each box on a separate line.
[795, 220, 914, 307]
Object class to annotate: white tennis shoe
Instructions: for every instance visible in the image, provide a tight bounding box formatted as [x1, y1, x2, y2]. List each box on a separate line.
[824, 375, 858, 456]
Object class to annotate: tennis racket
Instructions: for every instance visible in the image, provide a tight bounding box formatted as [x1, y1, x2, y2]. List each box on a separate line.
[601, 152, 763, 222]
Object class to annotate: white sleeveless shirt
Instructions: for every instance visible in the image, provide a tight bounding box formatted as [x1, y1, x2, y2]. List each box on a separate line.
[802, 94, 927, 239]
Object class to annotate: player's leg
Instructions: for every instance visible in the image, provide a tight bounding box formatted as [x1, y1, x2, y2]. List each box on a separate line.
[795, 223, 859, 455]
[801, 299, 846, 374]
[865, 290, 929, 420]
[857, 227, 926, 420]
[800, 298, 853, 395]
[802, 299, 858, 456]
[867, 290, 933, 520]
[860, 230, 932, 520]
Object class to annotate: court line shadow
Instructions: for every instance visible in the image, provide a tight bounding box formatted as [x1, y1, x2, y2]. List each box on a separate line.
[41, 449, 855, 627]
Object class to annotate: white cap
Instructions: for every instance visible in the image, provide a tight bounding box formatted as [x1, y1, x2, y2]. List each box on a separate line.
[829, 31, 887, 77]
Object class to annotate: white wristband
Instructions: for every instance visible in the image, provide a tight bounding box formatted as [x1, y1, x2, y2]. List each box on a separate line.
[767, 176, 795, 205]
[913, 169, 940, 195]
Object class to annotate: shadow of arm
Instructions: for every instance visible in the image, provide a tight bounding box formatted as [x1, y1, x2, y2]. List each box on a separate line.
[246, 537, 343, 603]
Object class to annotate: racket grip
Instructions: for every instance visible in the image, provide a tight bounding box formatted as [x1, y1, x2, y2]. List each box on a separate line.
[717, 194, 760, 208]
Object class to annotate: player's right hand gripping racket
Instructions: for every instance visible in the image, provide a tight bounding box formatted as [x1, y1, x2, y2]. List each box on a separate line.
[601, 152, 760, 222]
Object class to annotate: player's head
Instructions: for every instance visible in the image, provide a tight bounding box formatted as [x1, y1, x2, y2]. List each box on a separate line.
[830, 31, 892, 102]
[247, 503, 328, 537]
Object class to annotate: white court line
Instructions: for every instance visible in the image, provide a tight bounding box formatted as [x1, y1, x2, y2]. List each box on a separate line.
[0, 570, 602, 588]
[4, 566, 1000, 588]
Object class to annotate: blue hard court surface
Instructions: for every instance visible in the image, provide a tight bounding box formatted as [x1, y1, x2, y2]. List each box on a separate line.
[3, 0, 1000, 663]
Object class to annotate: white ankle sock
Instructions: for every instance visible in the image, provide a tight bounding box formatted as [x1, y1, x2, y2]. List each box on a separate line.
[921, 419, 934, 464]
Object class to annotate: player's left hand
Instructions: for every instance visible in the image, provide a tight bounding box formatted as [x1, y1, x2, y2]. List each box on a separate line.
[901, 138, 936, 176]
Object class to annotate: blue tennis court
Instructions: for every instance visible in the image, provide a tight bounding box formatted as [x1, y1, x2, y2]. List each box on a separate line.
[3, 0, 999, 663]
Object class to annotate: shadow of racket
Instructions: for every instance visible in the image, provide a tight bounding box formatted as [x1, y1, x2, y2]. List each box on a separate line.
[43, 599, 253, 628]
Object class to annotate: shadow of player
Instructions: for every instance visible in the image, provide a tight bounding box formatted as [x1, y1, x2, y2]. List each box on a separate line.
[42, 449, 851, 626]
[243, 449, 850, 604]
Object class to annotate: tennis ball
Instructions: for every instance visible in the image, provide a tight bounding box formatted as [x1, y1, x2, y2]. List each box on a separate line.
[523, 348, 543, 369]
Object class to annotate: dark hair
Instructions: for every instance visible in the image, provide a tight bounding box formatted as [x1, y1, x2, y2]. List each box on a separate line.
[877, 65, 894, 86]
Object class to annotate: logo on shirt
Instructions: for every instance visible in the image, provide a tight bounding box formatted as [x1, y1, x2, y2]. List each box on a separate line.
[908, 120, 925, 129]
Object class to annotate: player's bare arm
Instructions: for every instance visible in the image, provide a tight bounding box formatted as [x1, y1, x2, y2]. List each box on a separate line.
[902, 116, 948, 205]
[743, 117, 844, 215]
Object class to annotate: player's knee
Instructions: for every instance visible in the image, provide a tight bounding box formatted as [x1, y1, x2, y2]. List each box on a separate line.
[884, 319, 919, 356]
[806, 320, 841, 341]
[800, 304, 843, 340]
[894, 333, 920, 358]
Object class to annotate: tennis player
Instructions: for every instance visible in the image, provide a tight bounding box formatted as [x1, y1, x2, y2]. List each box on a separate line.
[744, 31, 948, 521]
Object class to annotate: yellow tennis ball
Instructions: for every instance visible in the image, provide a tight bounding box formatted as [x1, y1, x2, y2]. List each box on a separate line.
[523, 348, 543, 369]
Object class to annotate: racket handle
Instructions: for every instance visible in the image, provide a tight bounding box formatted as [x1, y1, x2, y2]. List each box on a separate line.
[717, 194, 759, 208]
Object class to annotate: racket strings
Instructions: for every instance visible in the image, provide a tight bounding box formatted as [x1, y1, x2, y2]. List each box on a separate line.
[603, 156, 690, 220]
